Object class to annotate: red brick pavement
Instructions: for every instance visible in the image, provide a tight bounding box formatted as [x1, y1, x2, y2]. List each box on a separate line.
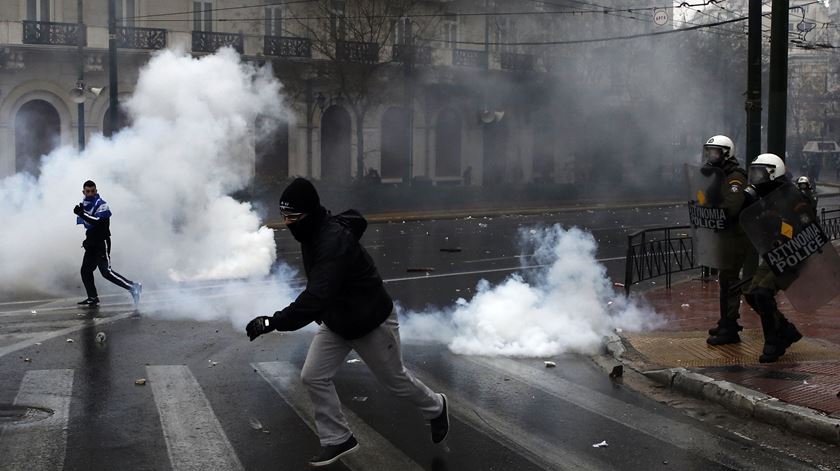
[640, 279, 840, 417]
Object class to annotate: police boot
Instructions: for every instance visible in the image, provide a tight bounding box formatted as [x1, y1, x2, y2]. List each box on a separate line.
[706, 320, 741, 345]
[707, 319, 743, 336]
[758, 317, 783, 363]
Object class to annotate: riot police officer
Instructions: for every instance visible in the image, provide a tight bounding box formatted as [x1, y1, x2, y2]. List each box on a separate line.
[796, 175, 818, 207]
[742, 154, 805, 363]
[701, 136, 759, 345]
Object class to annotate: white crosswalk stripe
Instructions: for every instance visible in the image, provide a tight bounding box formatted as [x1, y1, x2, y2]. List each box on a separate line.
[253, 360, 426, 471]
[147, 365, 244, 471]
[0, 369, 74, 471]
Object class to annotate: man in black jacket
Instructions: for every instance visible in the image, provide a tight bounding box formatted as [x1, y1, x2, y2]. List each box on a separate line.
[246, 178, 448, 467]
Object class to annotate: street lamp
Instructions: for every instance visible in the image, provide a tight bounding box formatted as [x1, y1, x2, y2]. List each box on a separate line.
[69, 81, 104, 104]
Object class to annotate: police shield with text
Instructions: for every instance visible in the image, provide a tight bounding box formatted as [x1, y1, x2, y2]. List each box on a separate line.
[687, 135, 758, 345]
[740, 154, 840, 362]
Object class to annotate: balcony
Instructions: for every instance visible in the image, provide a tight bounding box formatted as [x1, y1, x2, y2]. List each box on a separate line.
[392, 44, 432, 66]
[192, 31, 243, 54]
[452, 48, 487, 68]
[116, 26, 166, 50]
[337, 41, 379, 63]
[23, 21, 85, 46]
[264, 36, 311, 58]
[500, 52, 535, 72]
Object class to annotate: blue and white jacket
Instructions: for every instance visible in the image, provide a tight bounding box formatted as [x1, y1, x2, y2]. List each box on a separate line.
[76, 194, 112, 245]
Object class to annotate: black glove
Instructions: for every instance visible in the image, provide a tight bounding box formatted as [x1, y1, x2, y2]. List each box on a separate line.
[246, 316, 274, 341]
[700, 166, 715, 177]
[73, 205, 83, 215]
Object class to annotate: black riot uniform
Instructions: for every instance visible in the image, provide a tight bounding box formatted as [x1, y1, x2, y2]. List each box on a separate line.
[704, 154, 759, 345]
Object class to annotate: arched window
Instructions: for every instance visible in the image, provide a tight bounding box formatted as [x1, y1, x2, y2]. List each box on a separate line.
[380, 107, 410, 181]
[482, 120, 508, 186]
[255, 117, 289, 181]
[15, 99, 60, 176]
[103, 106, 130, 138]
[320, 105, 351, 182]
[435, 108, 461, 178]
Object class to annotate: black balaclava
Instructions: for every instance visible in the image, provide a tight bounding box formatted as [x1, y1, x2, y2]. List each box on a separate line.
[279, 178, 327, 243]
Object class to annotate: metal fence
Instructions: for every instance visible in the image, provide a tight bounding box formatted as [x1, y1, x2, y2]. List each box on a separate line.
[624, 225, 694, 296]
[821, 208, 840, 241]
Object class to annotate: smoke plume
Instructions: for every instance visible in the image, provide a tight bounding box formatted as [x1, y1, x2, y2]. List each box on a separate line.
[0, 48, 291, 326]
[400, 225, 662, 357]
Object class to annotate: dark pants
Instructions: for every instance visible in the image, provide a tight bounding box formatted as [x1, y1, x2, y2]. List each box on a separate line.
[81, 238, 134, 298]
[718, 238, 759, 324]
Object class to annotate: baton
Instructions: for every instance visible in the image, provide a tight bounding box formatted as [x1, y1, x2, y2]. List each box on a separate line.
[729, 276, 754, 293]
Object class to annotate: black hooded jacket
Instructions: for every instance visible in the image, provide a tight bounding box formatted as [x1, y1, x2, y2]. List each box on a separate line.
[270, 210, 393, 340]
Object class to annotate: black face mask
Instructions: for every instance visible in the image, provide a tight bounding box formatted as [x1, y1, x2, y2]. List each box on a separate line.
[287, 207, 326, 243]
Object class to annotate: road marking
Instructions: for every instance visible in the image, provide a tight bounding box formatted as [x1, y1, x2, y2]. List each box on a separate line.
[147, 365, 244, 471]
[466, 356, 812, 471]
[253, 361, 424, 471]
[0, 369, 74, 471]
[0, 312, 133, 359]
[406, 362, 612, 471]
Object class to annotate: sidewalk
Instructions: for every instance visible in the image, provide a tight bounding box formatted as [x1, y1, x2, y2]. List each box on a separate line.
[614, 277, 840, 443]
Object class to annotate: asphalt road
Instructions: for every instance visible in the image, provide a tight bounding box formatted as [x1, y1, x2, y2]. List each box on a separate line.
[1, 203, 838, 470]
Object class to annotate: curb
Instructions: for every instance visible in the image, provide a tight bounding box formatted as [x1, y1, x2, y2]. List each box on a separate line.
[603, 335, 840, 444]
[266, 199, 685, 228]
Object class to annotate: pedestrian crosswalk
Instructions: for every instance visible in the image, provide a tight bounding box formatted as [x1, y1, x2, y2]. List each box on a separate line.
[0, 369, 74, 471]
[0, 358, 817, 471]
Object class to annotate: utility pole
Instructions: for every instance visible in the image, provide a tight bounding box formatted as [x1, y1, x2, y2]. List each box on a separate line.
[745, 0, 762, 163]
[77, 0, 85, 150]
[405, 18, 415, 184]
[108, 0, 119, 134]
[767, 0, 789, 159]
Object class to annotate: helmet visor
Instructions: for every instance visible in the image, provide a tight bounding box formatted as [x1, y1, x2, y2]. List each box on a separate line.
[748, 165, 774, 186]
[703, 146, 724, 165]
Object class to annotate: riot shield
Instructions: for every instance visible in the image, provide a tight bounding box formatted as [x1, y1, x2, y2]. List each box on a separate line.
[740, 183, 840, 312]
[685, 164, 728, 268]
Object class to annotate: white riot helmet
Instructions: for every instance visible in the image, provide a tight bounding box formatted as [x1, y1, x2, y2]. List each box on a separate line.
[796, 175, 811, 190]
[703, 135, 735, 166]
[749, 153, 786, 186]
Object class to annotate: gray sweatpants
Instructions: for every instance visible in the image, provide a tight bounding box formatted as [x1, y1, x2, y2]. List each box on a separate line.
[301, 312, 444, 446]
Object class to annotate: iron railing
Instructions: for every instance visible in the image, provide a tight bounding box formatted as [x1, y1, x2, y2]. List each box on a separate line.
[23, 20, 85, 46]
[264, 36, 311, 58]
[337, 41, 379, 63]
[453, 48, 487, 68]
[500, 52, 534, 71]
[624, 225, 694, 296]
[116, 26, 166, 50]
[192, 31, 243, 54]
[820, 208, 840, 241]
[392, 44, 432, 65]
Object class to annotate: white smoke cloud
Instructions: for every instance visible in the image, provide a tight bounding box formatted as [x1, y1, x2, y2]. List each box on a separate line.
[0, 48, 293, 326]
[400, 225, 663, 357]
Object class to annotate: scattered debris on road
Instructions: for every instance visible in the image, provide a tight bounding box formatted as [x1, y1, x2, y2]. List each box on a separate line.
[407, 267, 435, 273]
[249, 417, 263, 430]
[609, 365, 624, 380]
[95, 332, 107, 344]
[135, 378, 146, 386]
[352, 396, 368, 402]
[592, 441, 608, 448]
[613, 282, 625, 288]
[440, 248, 462, 253]
[544, 361, 556, 368]
[346, 359, 362, 364]
[208, 360, 218, 368]
[23, 358, 31, 362]
[66, 338, 74, 343]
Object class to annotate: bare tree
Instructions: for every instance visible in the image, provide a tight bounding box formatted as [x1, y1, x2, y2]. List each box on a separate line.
[294, 0, 444, 181]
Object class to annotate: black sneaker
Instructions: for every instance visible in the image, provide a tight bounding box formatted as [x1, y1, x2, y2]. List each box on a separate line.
[77, 297, 99, 308]
[308, 435, 359, 467]
[130, 283, 142, 307]
[430, 393, 449, 444]
[708, 321, 743, 336]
